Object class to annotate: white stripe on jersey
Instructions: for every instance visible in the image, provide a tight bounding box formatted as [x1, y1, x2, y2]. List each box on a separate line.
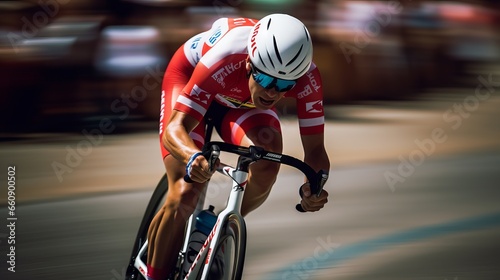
[231, 109, 279, 143]
[299, 116, 325, 127]
[176, 95, 207, 116]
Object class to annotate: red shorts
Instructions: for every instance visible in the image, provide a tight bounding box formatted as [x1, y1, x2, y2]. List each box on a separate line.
[159, 46, 281, 159]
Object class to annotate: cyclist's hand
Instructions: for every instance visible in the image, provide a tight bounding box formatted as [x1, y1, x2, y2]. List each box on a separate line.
[187, 154, 219, 183]
[299, 183, 329, 212]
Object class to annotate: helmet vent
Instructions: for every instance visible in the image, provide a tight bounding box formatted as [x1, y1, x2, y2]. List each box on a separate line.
[258, 52, 268, 69]
[290, 56, 307, 74]
[286, 44, 303, 67]
[304, 27, 310, 41]
[266, 49, 275, 68]
[272, 36, 282, 64]
[267, 18, 272, 30]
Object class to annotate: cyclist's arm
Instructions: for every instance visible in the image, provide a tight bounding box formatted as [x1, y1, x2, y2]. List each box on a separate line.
[164, 48, 222, 166]
[301, 133, 330, 175]
[163, 110, 213, 182]
[299, 133, 329, 211]
[163, 110, 200, 165]
[290, 64, 329, 173]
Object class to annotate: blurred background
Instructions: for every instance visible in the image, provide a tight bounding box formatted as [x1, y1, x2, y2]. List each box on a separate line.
[1, 1, 500, 280]
[1, 0, 499, 133]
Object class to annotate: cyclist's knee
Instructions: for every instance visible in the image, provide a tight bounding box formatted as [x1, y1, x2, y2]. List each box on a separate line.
[257, 132, 282, 151]
[248, 127, 281, 187]
[249, 160, 280, 190]
[164, 182, 205, 218]
[244, 126, 283, 153]
[253, 159, 280, 175]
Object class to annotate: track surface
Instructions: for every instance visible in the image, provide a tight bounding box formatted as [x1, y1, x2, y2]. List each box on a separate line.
[1, 92, 500, 280]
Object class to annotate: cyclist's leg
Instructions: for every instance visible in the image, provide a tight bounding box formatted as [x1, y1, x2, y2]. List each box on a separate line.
[147, 155, 208, 279]
[219, 108, 282, 216]
[148, 45, 207, 280]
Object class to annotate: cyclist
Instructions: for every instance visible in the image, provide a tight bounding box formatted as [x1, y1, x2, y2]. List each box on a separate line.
[147, 14, 330, 280]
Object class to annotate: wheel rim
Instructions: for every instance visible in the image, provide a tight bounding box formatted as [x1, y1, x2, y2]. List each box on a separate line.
[207, 214, 245, 280]
[208, 235, 237, 280]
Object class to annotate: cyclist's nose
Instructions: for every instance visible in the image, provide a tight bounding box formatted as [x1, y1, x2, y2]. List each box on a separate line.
[264, 88, 279, 98]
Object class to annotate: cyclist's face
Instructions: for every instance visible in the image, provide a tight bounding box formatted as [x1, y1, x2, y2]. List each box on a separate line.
[246, 61, 287, 110]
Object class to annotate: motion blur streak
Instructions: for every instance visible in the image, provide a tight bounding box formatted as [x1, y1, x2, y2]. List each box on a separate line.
[0, 1, 499, 280]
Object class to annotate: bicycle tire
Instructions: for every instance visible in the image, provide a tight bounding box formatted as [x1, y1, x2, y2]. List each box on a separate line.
[125, 174, 169, 280]
[206, 214, 246, 280]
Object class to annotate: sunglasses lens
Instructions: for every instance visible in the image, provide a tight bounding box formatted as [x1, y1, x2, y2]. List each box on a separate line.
[252, 67, 296, 92]
[275, 79, 296, 92]
[252, 72, 275, 89]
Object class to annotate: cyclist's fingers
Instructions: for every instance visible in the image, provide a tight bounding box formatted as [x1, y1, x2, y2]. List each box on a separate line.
[314, 189, 329, 201]
[195, 156, 220, 174]
[300, 200, 324, 212]
[301, 190, 329, 212]
[303, 196, 328, 207]
[190, 166, 212, 181]
[300, 182, 312, 197]
[301, 183, 329, 200]
[189, 157, 213, 182]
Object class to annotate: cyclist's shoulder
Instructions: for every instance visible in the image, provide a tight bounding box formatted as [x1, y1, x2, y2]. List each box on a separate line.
[211, 17, 258, 29]
[197, 19, 253, 68]
[205, 17, 256, 44]
[286, 63, 322, 97]
[300, 62, 320, 78]
[185, 17, 256, 66]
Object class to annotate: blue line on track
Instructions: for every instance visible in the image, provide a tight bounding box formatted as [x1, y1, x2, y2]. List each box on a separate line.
[264, 211, 500, 280]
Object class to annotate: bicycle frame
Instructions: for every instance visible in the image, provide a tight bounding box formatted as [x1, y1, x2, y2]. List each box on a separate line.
[133, 148, 251, 280]
[183, 162, 247, 279]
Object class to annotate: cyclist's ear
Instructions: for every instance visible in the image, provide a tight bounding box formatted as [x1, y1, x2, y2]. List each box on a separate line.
[245, 60, 252, 78]
[245, 59, 251, 72]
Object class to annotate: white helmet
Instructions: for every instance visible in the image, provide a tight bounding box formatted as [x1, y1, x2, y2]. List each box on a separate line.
[247, 14, 313, 80]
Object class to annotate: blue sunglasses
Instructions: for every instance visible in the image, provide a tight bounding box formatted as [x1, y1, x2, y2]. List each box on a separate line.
[250, 65, 296, 92]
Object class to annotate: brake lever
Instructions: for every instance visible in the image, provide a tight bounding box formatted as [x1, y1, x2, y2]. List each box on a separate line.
[206, 145, 220, 173]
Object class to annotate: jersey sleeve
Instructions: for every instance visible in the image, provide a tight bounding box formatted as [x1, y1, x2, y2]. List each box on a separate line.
[173, 60, 223, 122]
[288, 64, 325, 135]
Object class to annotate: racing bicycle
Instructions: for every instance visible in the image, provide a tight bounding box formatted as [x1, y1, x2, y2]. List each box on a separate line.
[125, 123, 328, 280]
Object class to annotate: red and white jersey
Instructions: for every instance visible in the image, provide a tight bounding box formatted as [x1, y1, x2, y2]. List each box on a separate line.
[174, 17, 325, 135]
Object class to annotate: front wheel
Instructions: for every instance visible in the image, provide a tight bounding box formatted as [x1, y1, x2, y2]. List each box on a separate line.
[207, 214, 246, 280]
